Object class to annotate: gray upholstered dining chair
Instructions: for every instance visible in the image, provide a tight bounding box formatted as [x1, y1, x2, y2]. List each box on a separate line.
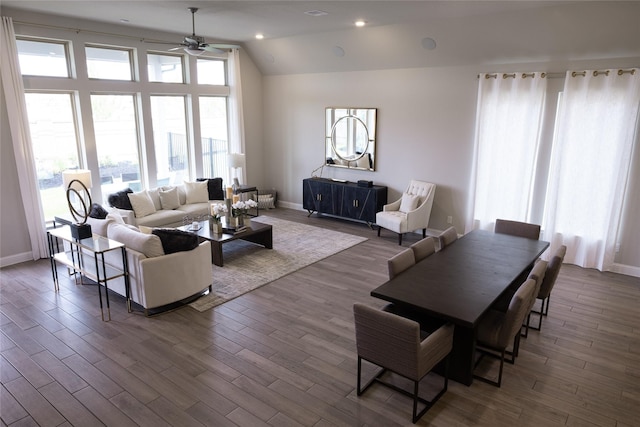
[387, 248, 416, 279]
[474, 278, 537, 387]
[530, 245, 567, 331]
[437, 226, 458, 250]
[353, 303, 454, 423]
[494, 219, 541, 240]
[521, 259, 548, 338]
[410, 236, 437, 262]
[376, 180, 436, 245]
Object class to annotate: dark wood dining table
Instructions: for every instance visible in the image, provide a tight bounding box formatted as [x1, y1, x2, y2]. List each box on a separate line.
[370, 229, 549, 385]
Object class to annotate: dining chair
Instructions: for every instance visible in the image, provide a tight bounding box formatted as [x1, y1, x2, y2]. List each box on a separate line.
[530, 245, 567, 331]
[387, 248, 416, 279]
[353, 303, 454, 423]
[410, 236, 437, 262]
[494, 219, 541, 240]
[521, 259, 548, 338]
[437, 226, 458, 250]
[473, 278, 537, 387]
[376, 180, 436, 245]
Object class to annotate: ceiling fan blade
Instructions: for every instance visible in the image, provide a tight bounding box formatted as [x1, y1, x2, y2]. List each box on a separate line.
[202, 45, 225, 54]
[185, 36, 198, 45]
[208, 43, 242, 49]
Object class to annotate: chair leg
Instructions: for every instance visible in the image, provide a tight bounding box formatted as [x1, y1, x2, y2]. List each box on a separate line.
[473, 348, 505, 387]
[398, 233, 403, 245]
[529, 298, 545, 331]
[377, 226, 381, 237]
[422, 228, 426, 239]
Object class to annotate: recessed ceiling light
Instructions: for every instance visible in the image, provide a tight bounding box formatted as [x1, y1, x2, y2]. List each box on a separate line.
[305, 10, 328, 17]
[255, 33, 264, 40]
[355, 20, 366, 27]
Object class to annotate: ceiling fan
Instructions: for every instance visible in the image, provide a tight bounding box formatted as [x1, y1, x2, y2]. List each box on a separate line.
[169, 7, 240, 56]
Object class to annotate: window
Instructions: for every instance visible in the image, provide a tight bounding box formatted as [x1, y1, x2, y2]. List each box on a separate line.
[24, 92, 81, 220]
[199, 96, 229, 183]
[16, 39, 69, 77]
[147, 53, 184, 83]
[90, 94, 142, 194]
[150, 95, 189, 185]
[197, 59, 226, 85]
[85, 45, 133, 80]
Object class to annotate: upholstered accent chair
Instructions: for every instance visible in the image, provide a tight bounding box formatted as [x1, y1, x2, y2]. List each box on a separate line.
[376, 180, 436, 245]
[387, 248, 416, 279]
[495, 219, 541, 240]
[410, 237, 437, 262]
[437, 226, 458, 250]
[353, 303, 454, 423]
[474, 278, 537, 387]
[530, 245, 567, 331]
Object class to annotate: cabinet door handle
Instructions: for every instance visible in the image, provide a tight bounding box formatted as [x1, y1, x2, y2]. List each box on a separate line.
[353, 200, 359, 208]
[317, 194, 322, 201]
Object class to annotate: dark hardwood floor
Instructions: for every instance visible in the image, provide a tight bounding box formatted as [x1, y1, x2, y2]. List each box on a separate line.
[1, 208, 639, 426]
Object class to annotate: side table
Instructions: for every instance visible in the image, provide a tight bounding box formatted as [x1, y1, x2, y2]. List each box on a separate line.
[47, 226, 130, 321]
[235, 185, 259, 217]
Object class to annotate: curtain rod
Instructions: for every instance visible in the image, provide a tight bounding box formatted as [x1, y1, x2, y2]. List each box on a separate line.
[479, 69, 637, 79]
[12, 19, 170, 44]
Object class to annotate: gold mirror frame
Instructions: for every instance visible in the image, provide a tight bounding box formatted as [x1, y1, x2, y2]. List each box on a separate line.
[325, 107, 377, 171]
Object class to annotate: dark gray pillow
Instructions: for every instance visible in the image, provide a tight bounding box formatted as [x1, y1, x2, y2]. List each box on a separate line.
[89, 203, 109, 219]
[108, 188, 134, 210]
[152, 228, 199, 254]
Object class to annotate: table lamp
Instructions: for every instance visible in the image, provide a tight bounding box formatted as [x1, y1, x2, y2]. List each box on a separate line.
[62, 169, 93, 240]
[228, 152, 245, 192]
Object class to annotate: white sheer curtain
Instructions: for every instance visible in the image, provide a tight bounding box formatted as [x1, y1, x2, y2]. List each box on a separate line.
[1, 16, 48, 259]
[542, 69, 640, 270]
[227, 49, 246, 183]
[467, 73, 547, 233]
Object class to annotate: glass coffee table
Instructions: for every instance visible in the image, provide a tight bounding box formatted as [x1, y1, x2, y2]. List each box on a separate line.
[178, 219, 272, 267]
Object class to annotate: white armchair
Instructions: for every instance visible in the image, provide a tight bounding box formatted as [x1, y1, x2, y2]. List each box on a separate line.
[376, 180, 436, 245]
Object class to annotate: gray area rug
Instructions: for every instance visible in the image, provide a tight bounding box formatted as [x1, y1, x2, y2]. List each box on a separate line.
[189, 216, 367, 312]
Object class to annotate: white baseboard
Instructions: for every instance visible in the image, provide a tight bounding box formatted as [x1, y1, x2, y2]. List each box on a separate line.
[0, 251, 35, 268]
[610, 263, 640, 278]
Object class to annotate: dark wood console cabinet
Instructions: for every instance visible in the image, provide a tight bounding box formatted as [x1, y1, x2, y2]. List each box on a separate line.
[303, 178, 387, 225]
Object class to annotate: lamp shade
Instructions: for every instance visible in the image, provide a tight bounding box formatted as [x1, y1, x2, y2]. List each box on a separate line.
[62, 169, 92, 191]
[228, 153, 245, 169]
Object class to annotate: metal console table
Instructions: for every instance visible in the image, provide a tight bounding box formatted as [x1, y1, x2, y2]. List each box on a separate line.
[47, 226, 130, 321]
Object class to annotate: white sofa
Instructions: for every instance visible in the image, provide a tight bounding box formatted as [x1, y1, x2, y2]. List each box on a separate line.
[85, 214, 212, 315]
[108, 179, 224, 228]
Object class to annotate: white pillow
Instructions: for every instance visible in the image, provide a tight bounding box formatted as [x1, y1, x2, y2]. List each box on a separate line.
[147, 188, 162, 211]
[159, 187, 180, 210]
[107, 223, 164, 258]
[184, 180, 208, 204]
[399, 193, 420, 213]
[128, 191, 156, 218]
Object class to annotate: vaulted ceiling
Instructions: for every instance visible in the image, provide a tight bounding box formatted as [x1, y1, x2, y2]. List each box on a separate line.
[3, 1, 640, 75]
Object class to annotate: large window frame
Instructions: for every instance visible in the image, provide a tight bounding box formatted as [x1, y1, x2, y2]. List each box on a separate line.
[16, 30, 231, 223]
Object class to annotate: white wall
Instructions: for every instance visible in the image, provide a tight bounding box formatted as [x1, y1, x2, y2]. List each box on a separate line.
[256, 60, 640, 271]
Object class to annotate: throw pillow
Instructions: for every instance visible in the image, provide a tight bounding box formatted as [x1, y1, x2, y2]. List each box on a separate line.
[107, 223, 165, 258]
[147, 188, 162, 211]
[128, 191, 156, 218]
[152, 228, 199, 254]
[184, 180, 208, 204]
[399, 193, 420, 213]
[107, 188, 134, 210]
[159, 186, 180, 210]
[89, 203, 109, 219]
[85, 215, 114, 237]
[197, 177, 224, 200]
